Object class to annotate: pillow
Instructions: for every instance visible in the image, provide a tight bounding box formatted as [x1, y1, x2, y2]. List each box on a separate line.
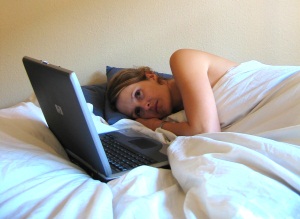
[81, 83, 106, 119]
[106, 66, 124, 82]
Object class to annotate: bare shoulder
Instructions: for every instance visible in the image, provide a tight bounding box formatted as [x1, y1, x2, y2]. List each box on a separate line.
[170, 49, 212, 62]
[169, 49, 238, 86]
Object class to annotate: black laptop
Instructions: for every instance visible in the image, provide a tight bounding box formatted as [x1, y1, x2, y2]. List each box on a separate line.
[23, 56, 169, 182]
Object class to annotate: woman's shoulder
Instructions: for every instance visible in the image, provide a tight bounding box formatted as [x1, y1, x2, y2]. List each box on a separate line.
[169, 49, 239, 87]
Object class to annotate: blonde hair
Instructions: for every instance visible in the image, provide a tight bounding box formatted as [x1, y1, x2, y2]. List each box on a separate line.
[106, 66, 165, 111]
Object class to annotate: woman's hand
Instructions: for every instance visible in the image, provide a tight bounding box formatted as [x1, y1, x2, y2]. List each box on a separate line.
[136, 118, 162, 131]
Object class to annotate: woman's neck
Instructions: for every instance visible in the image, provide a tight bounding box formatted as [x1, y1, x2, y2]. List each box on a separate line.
[166, 79, 183, 112]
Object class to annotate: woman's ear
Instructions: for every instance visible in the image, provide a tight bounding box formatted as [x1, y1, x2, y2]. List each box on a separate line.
[145, 71, 158, 81]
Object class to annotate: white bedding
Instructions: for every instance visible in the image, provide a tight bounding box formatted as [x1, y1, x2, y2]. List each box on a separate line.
[0, 103, 113, 218]
[1, 62, 300, 218]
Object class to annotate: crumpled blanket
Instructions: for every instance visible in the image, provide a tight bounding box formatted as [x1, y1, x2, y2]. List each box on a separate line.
[1, 61, 300, 219]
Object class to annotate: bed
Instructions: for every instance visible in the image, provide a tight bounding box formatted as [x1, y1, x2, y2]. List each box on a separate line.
[1, 64, 300, 219]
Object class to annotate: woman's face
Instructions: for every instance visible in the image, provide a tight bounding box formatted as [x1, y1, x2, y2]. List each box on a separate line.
[116, 77, 172, 119]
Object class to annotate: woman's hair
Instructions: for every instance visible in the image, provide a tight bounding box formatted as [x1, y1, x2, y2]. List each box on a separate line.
[106, 66, 165, 111]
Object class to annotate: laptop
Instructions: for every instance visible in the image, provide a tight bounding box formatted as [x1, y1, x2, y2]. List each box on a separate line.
[23, 56, 169, 182]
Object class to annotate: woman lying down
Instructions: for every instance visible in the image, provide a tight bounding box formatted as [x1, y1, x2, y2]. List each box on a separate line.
[107, 49, 300, 136]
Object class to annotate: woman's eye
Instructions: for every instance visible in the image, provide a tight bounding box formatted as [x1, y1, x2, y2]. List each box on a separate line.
[135, 90, 142, 99]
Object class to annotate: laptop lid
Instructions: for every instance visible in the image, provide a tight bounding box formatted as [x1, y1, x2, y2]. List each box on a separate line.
[23, 56, 112, 179]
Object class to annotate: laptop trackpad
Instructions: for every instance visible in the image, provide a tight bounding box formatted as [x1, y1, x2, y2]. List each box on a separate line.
[129, 138, 157, 149]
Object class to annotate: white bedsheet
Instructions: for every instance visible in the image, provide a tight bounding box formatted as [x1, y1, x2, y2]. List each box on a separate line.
[0, 103, 113, 219]
[1, 62, 300, 218]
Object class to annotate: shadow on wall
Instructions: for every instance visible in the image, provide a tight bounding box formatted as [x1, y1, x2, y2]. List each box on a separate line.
[88, 71, 107, 85]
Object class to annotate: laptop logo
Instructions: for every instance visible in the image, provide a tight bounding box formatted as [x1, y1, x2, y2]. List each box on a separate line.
[55, 104, 64, 115]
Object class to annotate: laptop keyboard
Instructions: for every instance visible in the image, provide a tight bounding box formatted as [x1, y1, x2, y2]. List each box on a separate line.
[100, 134, 156, 172]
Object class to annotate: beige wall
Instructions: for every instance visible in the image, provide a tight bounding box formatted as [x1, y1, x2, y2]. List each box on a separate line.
[1, 0, 300, 109]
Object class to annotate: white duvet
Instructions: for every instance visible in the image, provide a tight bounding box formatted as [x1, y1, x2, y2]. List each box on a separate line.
[1, 61, 300, 218]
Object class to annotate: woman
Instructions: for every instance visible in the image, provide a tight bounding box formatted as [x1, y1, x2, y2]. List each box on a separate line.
[107, 49, 238, 136]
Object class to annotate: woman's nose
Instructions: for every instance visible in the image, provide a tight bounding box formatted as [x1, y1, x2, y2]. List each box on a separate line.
[145, 101, 151, 110]
[143, 101, 151, 111]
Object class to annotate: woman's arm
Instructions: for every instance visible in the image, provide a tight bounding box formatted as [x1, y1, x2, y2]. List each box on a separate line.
[137, 49, 237, 136]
